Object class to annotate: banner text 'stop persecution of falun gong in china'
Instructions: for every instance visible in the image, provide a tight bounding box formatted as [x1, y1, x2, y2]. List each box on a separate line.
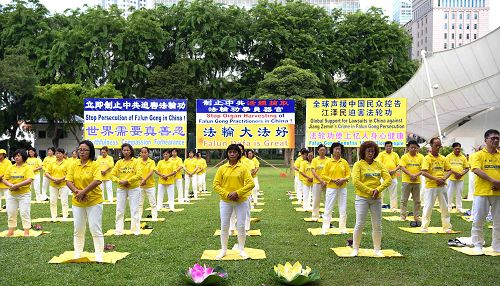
[306, 98, 407, 148]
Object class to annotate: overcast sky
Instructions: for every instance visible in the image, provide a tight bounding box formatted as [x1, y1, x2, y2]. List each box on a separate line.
[1, 0, 499, 31]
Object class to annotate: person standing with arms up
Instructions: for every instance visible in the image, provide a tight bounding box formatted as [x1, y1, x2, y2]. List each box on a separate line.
[66, 140, 104, 261]
[399, 141, 424, 222]
[376, 141, 400, 211]
[96, 146, 114, 203]
[446, 142, 470, 213]
[469, 129, 500, 254]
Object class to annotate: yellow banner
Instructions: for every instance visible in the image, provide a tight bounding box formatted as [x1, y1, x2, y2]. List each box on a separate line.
[306, 98, 407, 147]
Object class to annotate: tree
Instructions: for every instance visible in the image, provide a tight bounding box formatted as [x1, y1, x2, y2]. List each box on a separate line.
[0, 54, 37, 147]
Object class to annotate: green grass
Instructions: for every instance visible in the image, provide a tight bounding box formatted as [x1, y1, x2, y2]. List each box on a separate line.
[0, 168, 498, 285]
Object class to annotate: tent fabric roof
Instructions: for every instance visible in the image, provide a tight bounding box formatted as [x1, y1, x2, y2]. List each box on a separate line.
[390, 27, 500, 141]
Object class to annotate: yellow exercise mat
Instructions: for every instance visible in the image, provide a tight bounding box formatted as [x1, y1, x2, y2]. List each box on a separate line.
[292, 201, 324, 206]
[0, 229, 50, 237]
[104, 229, 153, 236]
[199, 193, 212, 197]
[190, 198, 205, 201]
[382, 209, 401, 213]
[32, 217, 74, 223]
[331, 247, 403, 258]
[213, 229, 261, 236]
[251, 209, 263, 213]
[450, 247, 500, 256]
[462, 198, 473, 202]
[125, 218, 165, 222]
[250, 217, 261, 222]
[49, 251, 130, 264]
[307, 228, 354, 235]
[295, 208, 325, 213]
[460, 216, 473, 222]
[252, 202, 265, 206]
[433, 208, 469, 214]
[154, 208, 184, 212]
[30, 200, 49, 204]
[303, 217, 340, 223]
[383, 216, 411, 222]
[399, 227, 460, 234]
[0, 209, 7, 213]
[176, 202, 194, 205]
[102, 201, 116, 205]
[201, 248, 266, 260]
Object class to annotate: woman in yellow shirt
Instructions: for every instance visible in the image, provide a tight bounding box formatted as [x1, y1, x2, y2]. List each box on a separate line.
[96, 146, 114, 202]
[45, 148, 70, 220]
[155, 149, 177, 211]
[351, 141, 392, 257]
[26, 147, 43, 202]
[196, 152, 208, 194]
[311, 144, 329, 220]
[171, 149, 185, 202]
[41, 147, 56, 201]
[184, 150, 199, 199]
[213, 144, 255, 260]
[321, 143, 351, 234]
[1, 149, 34, 236]
[247, 150, 261, 205]
[0, 149, 12, 208]
[299, 150, 314, 211]
[138, 147, 158, 220]
[111, 143, 142, 236]
[66, 140, 104, 261]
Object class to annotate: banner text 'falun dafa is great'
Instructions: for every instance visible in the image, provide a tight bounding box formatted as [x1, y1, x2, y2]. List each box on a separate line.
[306, 98, 407, 148]
[196, 99, 295, 149]
[84, 98, 187, 149]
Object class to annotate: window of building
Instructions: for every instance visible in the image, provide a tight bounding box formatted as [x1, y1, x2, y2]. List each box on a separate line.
[467, 13, 470, 19]
[444, 43, 447, 49]
[459, 24, 462, 29]
[459, 43, 462, 47]
[451, 43, 455, 48]
[452, 33, 455, 39]
[459, 34, 462, 39]
[474, 33, 477, 39]
[444, 23, 448, 29]
[467, 24, 470, 29]
[452, 13, 455, 19]
[38, 130, 46, 139]
[474, 23, 477, 29]
[444, 33, 447, 39]
[452, 23, 455, 29]
[474, 13, 478, 19]
[459, 13, 462, 20]
[444, 12, 448, 19]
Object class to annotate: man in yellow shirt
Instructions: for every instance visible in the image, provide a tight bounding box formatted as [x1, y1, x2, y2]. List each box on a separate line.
[376, 141, 400, 210]
[399, 140, 424, 222]
[421, 137, 453, 233]
[293, 148, 308, 204]
[0, 149, 12, 208]
[470, 129, 500, 254]
[446, 142, 470, 213]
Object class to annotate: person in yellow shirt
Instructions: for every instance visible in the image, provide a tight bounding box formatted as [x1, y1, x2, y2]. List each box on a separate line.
[1, 149, 34, 237]
[171, 149, 185, 202]
[0, 149, 13, 208]
[310, 144, 329, 220]
[299, 150, 314, 211]
[213, 144, 255, 260]
[293, 149, 308, 204]
[351, 141, 392, 257]
[45, 148, 70, 220]
[230, 144, 255, 233]
[184, 150, 199, 199]
[321, 143, 350, 234]
[96, 146, 114, 203]
[421, 137, 453, 233]
[446, 142, 470, 212]
[155, 149, 177, 211]
[247, 150, 261, 204]
[399, 140, 424, 222]
[41, 147, 56, 201]
[66, 140, 104, 261]
[196, 152, 208, 194]
[470, 129, 500, 254]
[138, 147, 157, 221]
[376, 141, 400, 210]
[111, 143, 142, 236]
[26, 147, 43, 202]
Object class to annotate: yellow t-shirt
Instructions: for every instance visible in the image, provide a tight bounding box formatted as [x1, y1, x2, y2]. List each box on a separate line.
[322, 157, 351, 189]
[376, 151, 400, 179]
[96, 155, 114, 181]
[172, 157, 184, 179]
[470, 149, 500, 196]
[240, 157, 255, 173]
[250, 157, 260, 178]
[46, 159, 69, 187]
[111, 158, 142, 190]
[299, 160, 314, 187]
[213, 161, 254, 203]
[294, 157, 304, 177]
[399, 153, 424, 183]
[156, 159, 176, 185]
[66, 160, 103, 207]
[311, 156, 330, 184]
[139, 158, 156, 189]
[351, 160, 392, 199]
[446, 153, 469, 181]
[26, 157, 43, 174]
[42, 155, 56, 171]
[184, 157, 198, 174]
[196, 158, 207, 174]
[421, 154, 451, 188]
[4, 163, 35, 195]
[0, 159, 13, 189]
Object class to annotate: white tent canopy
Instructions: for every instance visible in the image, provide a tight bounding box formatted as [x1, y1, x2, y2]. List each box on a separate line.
[390, 27, 500, 141]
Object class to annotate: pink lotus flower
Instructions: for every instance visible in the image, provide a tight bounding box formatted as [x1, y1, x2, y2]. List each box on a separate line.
[181, 263, 228, 285]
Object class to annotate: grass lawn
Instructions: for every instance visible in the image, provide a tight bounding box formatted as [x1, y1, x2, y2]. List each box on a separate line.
[0, 167, 498, 285]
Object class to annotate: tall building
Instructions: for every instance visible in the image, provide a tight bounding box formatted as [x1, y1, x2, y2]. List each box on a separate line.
[98, 0, 152, 17]
[393, 0, 412, 25]
[155, 0, 360, 14]
[407, 0, 490, 59]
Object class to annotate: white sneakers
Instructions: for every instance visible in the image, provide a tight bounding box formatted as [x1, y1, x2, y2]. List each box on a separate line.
[473, 246, 484, 255]
[350, 248, 359, 257]
[374, 249, 384, 257]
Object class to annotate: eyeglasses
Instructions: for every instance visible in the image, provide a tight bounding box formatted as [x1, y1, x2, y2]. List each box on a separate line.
[78, 149, 90, 152]
[487, 136, 500, 141]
